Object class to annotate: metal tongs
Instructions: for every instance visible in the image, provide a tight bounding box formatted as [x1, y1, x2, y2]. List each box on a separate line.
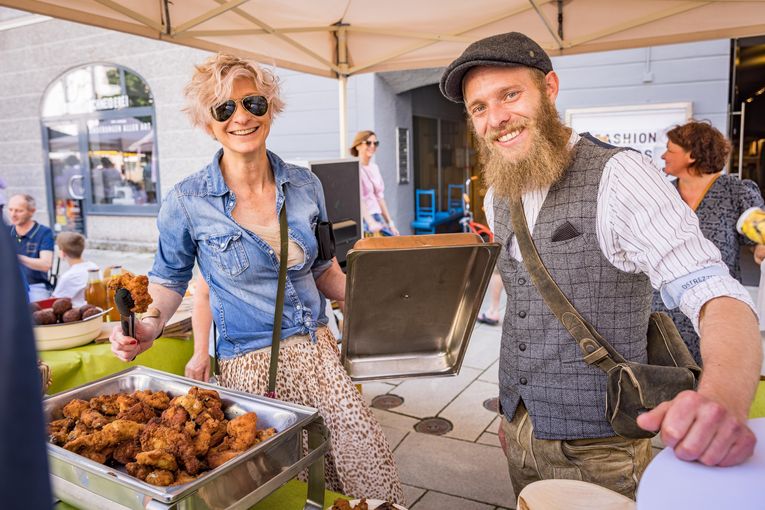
[114, 287, 135, 339]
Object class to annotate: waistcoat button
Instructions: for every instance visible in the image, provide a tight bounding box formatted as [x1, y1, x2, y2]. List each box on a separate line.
[519, 343, 526, 351]
[518, 277, 526, 285]
[518, 311, 527, 318]
[520, 377, 528, 385]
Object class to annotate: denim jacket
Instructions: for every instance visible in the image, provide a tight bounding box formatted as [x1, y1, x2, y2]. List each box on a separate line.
[149, 149, 332, 359]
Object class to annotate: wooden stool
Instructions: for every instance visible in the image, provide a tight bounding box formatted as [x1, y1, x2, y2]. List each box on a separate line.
[517, 480, 635, 510]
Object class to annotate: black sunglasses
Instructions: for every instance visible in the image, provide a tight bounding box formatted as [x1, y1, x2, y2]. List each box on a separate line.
[362, 140, 380, 147]
[211, 95, 269, 122]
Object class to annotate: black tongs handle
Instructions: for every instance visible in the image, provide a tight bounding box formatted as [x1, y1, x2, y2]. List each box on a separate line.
[115, 287, 136, 338]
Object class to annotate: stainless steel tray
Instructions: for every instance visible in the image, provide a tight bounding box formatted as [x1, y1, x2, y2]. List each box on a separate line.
[341, 233, 501, 381]
[45, 366, 329, 510]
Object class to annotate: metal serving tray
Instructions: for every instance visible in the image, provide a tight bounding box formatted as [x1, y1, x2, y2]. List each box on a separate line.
[45, 366, 329, 510]
[341, 233, 501, 382]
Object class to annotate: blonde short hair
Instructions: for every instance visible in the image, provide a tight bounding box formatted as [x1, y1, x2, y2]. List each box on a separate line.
[56, 232, 86, 258]
[183, 53, 285, 133]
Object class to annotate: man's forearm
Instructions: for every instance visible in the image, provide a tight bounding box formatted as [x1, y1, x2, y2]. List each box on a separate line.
[18, 253, 52, 272]
[698, 296, 762, 419]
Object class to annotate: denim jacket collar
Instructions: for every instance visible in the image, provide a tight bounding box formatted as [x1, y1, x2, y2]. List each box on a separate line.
[205, 149, 292, 203]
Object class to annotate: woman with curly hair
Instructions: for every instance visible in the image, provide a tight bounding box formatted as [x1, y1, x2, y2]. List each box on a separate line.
[652, 120, 764, 364]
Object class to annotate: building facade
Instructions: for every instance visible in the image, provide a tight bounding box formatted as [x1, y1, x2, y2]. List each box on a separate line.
[0, 7, 758, 251]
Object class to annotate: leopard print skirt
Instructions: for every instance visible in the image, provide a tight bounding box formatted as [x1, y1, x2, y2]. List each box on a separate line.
[219, 327, 403, 503]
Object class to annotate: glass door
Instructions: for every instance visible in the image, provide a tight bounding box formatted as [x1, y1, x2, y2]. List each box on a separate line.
[46, 122, 87, 234]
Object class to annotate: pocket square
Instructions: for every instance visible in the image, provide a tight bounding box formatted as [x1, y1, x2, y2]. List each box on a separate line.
[551, 221, 582, 242]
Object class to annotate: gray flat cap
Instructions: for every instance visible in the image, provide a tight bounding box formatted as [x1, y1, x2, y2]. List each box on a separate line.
[440, 32, 553, 103]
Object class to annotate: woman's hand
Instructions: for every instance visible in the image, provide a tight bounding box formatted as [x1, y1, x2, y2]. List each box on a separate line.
[109, 318, 160, 362]
[389, 223, 400, 236]
[754, 244, 765, 265]
[185, 352, 211, 382]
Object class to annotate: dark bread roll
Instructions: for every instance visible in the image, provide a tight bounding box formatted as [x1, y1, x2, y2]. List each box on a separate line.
[33, 309, 57, 325]
[62, 308, 83, 323]
[52, 298, 73, 316]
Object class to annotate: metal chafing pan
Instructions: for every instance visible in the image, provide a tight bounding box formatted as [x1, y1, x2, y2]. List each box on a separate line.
[45, 366, 329, 510]
[341, 233, 501, 382]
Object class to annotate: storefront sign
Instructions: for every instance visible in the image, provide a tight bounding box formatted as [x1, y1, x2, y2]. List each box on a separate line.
[90, 94, 129, 111]
[565, 102, 692, 170]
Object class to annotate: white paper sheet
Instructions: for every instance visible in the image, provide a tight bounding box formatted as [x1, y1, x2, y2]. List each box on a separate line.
[637, 418, 765, 509]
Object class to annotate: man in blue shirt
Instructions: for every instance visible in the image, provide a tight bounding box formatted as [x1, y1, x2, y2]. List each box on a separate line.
[8, 194, 54, 302]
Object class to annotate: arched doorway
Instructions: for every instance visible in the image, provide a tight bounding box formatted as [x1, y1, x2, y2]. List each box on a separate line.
[40, 63, 159, 234]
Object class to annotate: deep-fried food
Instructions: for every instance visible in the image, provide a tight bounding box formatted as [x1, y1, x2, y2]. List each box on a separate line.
[90, 394, 121, 416]
[171, 471, 201, 486]
[51, 386, 274, 486]
[108, 272, 152, 313]
[136, 449, 178, 471]
[49, 418, 75, 446]
[112, 438, 141, 465]
[64, 419, 144, 453]
[331, 499, 353, 510]
[170, 393, 205, 419]
[79, 408, 111, 429]
[134, 390, 171, 410]
[117, 402, 157, 423]
[205, 440, 242, 469]
[227, 413, 259, 451]
[160, 405, 190, 430]
[145, 469, 175, 486]
[62, 399, 89, 419]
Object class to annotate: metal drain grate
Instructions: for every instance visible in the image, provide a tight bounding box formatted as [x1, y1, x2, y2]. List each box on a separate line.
[482, 397, 499, 413]
[414, 417, 453, 435]
[371, 394, 404, 410]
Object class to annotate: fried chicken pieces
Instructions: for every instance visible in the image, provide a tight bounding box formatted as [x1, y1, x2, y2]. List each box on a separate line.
[107, 272, 152, 313]
[49, 387, 276, 487]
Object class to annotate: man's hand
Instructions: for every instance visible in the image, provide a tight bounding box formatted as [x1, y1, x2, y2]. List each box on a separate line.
[754, 244, 765, 265]
[109, 319, 160, 362]
[185, 352, 211, 382]
[637, 390, 756, 466]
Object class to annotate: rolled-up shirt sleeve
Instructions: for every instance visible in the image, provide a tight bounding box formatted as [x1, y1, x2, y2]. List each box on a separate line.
[598, 150, 758, 332]
[148, 187, 197, 296]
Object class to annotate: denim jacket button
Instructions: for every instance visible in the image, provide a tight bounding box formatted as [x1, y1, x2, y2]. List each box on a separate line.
[296, 304, 302, 310]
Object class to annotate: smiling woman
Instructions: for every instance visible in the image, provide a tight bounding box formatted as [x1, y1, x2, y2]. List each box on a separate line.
[107, 53, 403, 503]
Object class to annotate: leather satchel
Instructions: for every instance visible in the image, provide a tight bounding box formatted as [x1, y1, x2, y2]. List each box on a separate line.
[508, 197, 701, 439]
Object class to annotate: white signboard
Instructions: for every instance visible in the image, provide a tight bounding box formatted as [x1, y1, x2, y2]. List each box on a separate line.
[565, 102, 692, 170]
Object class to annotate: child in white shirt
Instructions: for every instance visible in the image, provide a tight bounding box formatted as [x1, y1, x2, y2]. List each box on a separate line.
[51, 232, 99, 307]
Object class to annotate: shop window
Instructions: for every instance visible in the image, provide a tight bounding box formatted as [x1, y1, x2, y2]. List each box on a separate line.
[41, 64, 159, 233]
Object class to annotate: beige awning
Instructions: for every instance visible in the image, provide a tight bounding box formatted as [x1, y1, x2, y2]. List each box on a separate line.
[4, 0, 765, 79]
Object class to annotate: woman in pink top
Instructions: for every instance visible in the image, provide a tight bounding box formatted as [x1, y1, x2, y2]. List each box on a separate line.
[350, 130, 399, 236]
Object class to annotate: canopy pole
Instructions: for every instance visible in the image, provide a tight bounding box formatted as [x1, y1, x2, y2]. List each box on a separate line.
[336, 25, 349, 157]
[339, 75, 348, 157]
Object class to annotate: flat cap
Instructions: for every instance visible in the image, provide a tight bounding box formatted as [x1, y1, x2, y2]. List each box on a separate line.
[440, 32, 553, 103]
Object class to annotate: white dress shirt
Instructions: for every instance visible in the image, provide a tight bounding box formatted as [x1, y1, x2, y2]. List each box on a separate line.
[484, 131, 756, 332]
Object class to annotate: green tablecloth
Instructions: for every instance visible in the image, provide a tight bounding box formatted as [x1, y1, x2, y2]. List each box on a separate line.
[39, 336, 194, 395]
[54, 479, 347, 509]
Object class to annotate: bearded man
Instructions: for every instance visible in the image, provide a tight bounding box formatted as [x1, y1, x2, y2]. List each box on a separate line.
[441, 32, 761, 499]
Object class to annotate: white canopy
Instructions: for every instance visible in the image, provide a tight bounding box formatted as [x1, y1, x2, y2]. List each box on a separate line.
[5, 0, 765, 77]
[5, 0, 765, 151]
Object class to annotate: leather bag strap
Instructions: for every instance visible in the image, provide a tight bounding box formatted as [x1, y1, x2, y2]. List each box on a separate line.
[267, 203, 289, 396]
[508, 197, 624, 372]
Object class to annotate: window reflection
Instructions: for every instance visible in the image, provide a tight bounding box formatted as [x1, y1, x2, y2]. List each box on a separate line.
[87, 117, 156, 206]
